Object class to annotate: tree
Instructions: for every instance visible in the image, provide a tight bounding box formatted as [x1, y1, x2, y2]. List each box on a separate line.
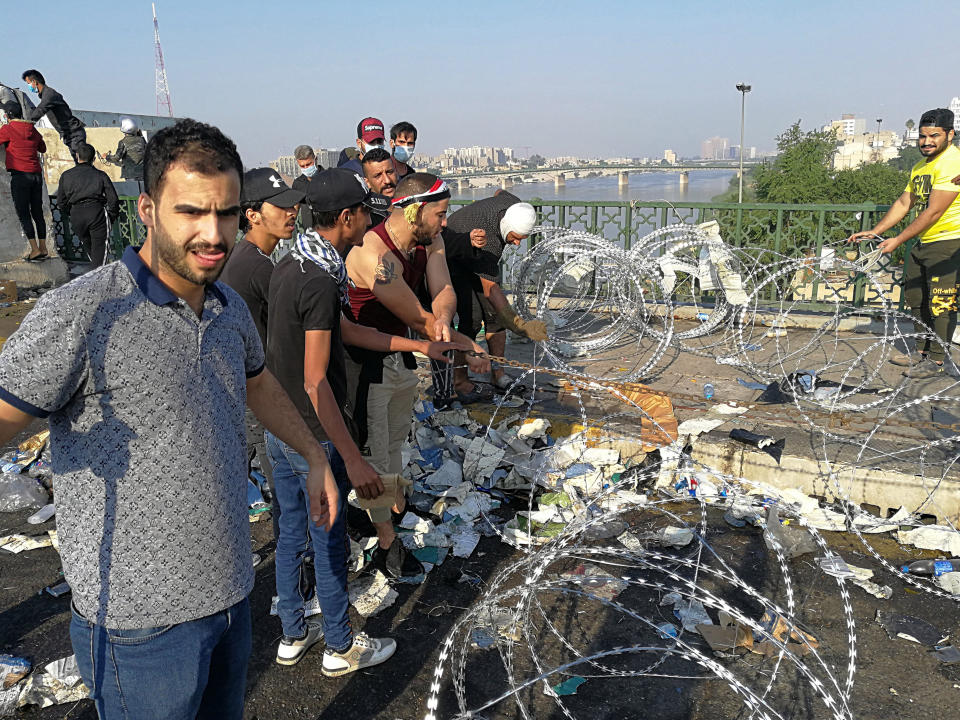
[831, 162, 907, 204]
[887, 144, 923, 173]
[905, 118, 915, 132]
[526, 154, 546, 168]
[752, 121, 837, 203]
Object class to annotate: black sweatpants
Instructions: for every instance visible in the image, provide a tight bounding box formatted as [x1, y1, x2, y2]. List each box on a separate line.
[9, 171, 46, 241]
[903, 238, 960, 362]
[69, 203, 108, 266]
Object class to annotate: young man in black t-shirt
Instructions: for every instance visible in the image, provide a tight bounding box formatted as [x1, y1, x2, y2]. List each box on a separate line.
[266, 169, 459, 673]
[221, 168, 304, 348]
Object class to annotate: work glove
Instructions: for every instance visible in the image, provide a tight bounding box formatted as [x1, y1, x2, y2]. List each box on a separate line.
[497, 306, 548, 342]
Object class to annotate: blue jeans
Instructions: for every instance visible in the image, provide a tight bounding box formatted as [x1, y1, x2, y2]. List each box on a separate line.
[265, 431, 353, 651]
[70, 596, 250, 720]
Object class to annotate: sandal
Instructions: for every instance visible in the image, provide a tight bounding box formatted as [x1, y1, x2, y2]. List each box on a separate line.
[454, 383, 495, 405]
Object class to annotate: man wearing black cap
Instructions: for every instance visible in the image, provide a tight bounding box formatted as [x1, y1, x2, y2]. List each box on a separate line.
[850, 107, 960, 377]
[221, 168, 304, 349]
[265, 168, 459, 671]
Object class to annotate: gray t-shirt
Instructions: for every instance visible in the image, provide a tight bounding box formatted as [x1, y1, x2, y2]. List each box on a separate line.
[0, 247, 264, 629]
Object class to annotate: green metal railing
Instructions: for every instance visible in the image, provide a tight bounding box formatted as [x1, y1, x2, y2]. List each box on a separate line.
[51, 195, 145, 262]
[52, 196, 908, 311]
[450, 198, 909, 311]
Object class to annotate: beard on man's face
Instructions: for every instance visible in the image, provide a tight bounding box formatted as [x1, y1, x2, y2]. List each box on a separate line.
[154, 217, 231, 286]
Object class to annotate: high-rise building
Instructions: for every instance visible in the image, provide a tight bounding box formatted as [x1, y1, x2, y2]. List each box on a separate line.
[824, 114, 866, 138]
[663, 149, 677, 164]
[950, 97, 960, 133]
[701, 136, 729, 160]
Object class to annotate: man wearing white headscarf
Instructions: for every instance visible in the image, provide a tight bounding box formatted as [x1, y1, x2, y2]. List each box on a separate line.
[439, 190, 546, 403]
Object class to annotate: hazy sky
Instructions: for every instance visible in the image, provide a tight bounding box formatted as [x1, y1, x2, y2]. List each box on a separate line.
[2, 1, 957, 166]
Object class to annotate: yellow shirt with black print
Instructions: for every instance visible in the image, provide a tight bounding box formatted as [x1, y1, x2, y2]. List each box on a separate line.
[907, 144, 960, 243]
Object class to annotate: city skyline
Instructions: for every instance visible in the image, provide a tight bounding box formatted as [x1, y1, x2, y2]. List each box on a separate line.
[2, 1, 956, 166]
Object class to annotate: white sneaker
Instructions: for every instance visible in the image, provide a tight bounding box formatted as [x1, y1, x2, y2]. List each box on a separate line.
[305, 594, 323, 618]
[321, 632, 396, 677]
[275, 621, 324, 666]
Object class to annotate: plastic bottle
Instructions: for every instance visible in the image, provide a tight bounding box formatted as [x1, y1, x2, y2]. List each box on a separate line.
[901, 559, 960, 576]
[703, 383, 715, 400]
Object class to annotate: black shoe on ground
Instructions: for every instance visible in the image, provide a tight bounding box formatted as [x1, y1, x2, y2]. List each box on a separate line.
[372, 537, 425, 578]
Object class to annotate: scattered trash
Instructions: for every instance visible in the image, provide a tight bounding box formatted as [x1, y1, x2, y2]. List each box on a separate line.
[545, 676, 587, 696]
[0, 655, 30, 689]
[896, 526, 960, 557]
[0, 533, 53, 554]
[819, 555, 855, 578]
[560, 563, 628, 602]
[846, 564, 893, 600]
[901, 558, 960, 576]
[937, 572, 960, 596]
[934, 645, 960, 664]
[763, 505, 816, 558]
[656, 622, 679, 639]
[348, 571, 399, 617]
[26, 503, 55, 525]
[470, 627, 496, 649]
[702, 383, 714, 400]
[876, 611, 947, 646]
[696, 611, 753, 653]
[16, 655, 88, 710]
[44, 581, 71, 598]
[753, 611, 819, 656]
[737, 378, 768, 391]
[729, 428, 785, 463]
[0, 472, 47, 512]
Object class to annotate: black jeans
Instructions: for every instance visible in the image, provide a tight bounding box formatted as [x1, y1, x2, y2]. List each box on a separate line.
[9, 170, 45, 241]
[903, 238, 960, 362]
[69, 203, 108, 266]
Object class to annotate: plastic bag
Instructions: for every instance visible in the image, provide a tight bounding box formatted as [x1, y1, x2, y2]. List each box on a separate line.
[0, 472, 48, 512]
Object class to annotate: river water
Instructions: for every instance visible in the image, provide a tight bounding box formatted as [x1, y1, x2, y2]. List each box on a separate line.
[451, 169, 737, 204]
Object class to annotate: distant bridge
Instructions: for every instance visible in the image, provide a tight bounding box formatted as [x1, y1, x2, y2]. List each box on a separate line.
[452, 161, 762, 179]
[448, 161, 764, 190]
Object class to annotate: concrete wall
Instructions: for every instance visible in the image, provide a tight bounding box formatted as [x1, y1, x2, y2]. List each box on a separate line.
[39, 126, 128, 191]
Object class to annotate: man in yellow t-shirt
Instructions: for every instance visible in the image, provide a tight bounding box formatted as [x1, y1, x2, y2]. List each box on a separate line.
[849, 108, 960, 377]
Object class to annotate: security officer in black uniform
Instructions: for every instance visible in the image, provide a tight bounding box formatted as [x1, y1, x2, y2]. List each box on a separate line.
[57, 143, 120, 268]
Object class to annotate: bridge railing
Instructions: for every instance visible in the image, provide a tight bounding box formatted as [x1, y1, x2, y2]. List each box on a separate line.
[52, 196, 906, 312]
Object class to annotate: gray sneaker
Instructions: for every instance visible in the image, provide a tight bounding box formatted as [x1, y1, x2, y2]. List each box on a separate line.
[321, 632, 396, 677]
[890, 352, 925, 367]
[904, 359, 945, 379]
[276, 621, 324, 666]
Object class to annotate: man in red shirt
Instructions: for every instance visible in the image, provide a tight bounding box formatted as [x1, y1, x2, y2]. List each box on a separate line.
[0, 102, 48, 261]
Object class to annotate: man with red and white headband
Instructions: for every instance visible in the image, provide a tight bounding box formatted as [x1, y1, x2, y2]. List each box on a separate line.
[343, 173, 490, 577]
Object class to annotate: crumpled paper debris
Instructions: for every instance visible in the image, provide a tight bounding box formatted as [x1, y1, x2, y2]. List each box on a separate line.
[0, 533, 52, 554]
[348, 572, 398, 617]
[462, 437, 505, 483]
[897, 525, 960, 557]
[559, 563, 628, 602]
[15, 655, 88, 711]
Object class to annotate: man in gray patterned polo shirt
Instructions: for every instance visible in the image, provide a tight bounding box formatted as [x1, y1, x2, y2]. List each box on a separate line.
[0, 119, 339, 720]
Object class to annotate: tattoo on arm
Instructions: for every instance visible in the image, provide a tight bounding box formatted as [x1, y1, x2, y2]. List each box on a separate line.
[374, 256, 399, 285]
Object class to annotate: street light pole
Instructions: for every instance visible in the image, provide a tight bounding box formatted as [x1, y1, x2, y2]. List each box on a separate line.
[736, 83, 752, 203]
[874, 117, 882, 162]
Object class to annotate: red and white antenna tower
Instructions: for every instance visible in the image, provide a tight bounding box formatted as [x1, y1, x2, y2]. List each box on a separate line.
[153, 3, 173, 117]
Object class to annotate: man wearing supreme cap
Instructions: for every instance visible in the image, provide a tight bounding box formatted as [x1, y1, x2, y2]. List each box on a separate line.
[338, 116, 385, 175]
[849, 107, 960, 378]
[343, 173, 490, 519]
[266, 169, 460, 668]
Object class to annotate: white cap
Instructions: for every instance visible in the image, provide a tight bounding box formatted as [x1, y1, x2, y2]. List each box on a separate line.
[500, 202, 536, 240]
